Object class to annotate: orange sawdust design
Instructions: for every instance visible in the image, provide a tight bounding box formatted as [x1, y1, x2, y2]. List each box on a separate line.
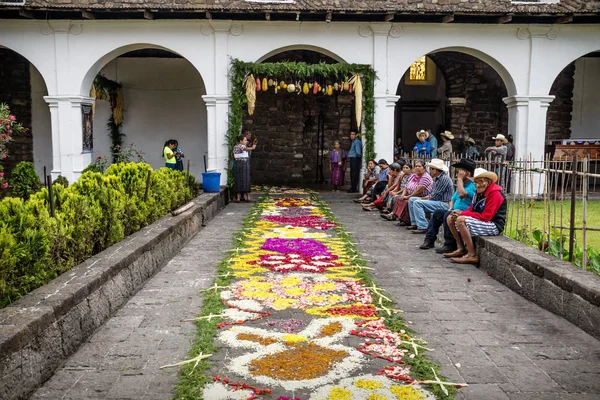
[316, 321, 343, 338]
[249, 343, 348, 380]
[237, 333, 278, 346]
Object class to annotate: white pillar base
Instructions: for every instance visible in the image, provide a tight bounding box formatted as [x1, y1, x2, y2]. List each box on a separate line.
[373, 95, 400, 163]
[203, 94, 231, 185]
[44, 95, 95, 183]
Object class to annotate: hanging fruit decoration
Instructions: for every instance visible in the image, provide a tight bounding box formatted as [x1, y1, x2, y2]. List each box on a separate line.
[287, 83, 296, 93]
[262, 78, 268, 92]
[348, 73, 363, 129]
[303, 82, 309, 94]
[243, 74, 257, 115]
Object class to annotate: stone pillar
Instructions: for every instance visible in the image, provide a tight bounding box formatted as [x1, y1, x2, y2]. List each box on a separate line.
[44, 95, 95, 182]
[374, 95, 400, 163]
[369, 23, 399, 163]
[503, 95, 554, 161]
[503, 95, 554, 196]
[202, 95, 230, 185]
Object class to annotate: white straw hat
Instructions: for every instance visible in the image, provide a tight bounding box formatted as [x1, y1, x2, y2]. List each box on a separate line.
[426, 158, 449, 172]
[416, 130, 429, 139]
[492, 134, 508, 143]
[441, 131, 455, 140]
[473, 168, 498, 183]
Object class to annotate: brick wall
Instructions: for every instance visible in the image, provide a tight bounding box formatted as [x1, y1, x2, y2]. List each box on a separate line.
[0, 49, 33, 178]
[244, 90, 354, 186]
[546, 62, 575, 143]
[429, 52, 508, 152]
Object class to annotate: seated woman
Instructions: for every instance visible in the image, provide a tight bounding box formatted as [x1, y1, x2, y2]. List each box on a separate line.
[362, 162, 402, 211]
[355, 159, 389, 203]
[362, 160, 380, 195]
[383, 160, 433, 224]
[444, 168, 507, 264]
[381, 162, 412, 215]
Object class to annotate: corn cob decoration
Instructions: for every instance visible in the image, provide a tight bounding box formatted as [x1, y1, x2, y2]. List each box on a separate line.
[243, 74, 257, 115]
[348, 73, 363, 129]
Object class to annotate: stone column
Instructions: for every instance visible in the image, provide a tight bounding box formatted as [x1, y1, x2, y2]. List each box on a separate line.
[503, 95, 554, 161]
[369, 23, 400, 163]
[373, 95, 400, 163]
[503, 95, 554, 196]
[44, 95, 95, 182]
[202, 95, 231, 185]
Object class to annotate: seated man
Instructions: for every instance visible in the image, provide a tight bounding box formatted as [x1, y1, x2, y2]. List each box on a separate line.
[419, 158, 476, 251]
[444, 168, 507, 264]
[406, 159, 454, 234]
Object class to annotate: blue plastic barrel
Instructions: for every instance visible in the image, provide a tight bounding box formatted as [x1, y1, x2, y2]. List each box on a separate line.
[202, 172, 221, 193]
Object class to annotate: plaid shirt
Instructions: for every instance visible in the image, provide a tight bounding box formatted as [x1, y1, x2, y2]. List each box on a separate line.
[430, 171, 454, 202]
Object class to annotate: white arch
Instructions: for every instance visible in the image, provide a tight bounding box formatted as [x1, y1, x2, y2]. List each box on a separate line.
[79, 43, 207, 96]
[255, 44, 347, 63]
[390, 45, 517, 97]
[541, 48, 600, 96]
[0, 44, 54, 95]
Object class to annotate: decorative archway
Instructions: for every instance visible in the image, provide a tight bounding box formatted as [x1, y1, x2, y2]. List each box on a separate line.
[256, 45, 347, 64]
[227, 58, 375, 188]
[80, 45, 209, 178]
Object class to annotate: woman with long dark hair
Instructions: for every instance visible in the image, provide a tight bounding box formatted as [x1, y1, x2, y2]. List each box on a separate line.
[233, 134, 257, 203]
[162, 139, 178, 169]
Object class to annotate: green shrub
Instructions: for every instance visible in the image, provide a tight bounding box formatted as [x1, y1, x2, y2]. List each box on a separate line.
[0, 163, 202, 308]
[9, 162, 41, 200]
[53, 175, 69, 188]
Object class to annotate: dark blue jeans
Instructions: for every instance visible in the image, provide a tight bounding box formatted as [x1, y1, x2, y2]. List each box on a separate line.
[425, 209, 457, 248]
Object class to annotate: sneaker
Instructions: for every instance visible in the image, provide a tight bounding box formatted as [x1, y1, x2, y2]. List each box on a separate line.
[419, 239, 435, 250]
[435, 245, 457, 254]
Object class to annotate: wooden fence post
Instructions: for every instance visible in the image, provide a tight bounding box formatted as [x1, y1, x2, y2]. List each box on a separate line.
[47, 175, 55, 218]
[568, 155, 577, 263]
[144, 170, 151, 202]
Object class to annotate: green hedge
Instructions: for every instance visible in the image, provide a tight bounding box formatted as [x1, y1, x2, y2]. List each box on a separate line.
[0, 163, 200, 308]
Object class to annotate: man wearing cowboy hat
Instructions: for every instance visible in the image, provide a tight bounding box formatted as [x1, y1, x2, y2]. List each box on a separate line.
[406, 158, 454, 234]
[412, 130, 432, 158]
[419, 158, 476, 251]
[485, 134, 508, 163]
[444, 167, 507, 264]
[464, 137, 480, 159]
[438, 130, 454, 160]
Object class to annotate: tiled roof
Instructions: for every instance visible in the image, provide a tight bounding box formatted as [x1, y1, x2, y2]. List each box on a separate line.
[11, 0, 600, 14]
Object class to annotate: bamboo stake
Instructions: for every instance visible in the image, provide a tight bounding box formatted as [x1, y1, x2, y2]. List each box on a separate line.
[582, 158, 588, 270]
[560, 164, 566, 258]
[529, 154, 534, 246]
[543, 154, 549, 249]
[569, 155, 577, 263]
[516, 158, 523, 240]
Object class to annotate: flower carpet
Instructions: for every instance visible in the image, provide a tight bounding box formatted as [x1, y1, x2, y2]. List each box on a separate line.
[172, 195, 465, 399]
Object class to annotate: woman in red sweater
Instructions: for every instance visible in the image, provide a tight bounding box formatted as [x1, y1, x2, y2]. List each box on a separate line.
[444, 168, 507, 264]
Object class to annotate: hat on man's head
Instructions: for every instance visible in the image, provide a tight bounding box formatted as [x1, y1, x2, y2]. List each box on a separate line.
[451, 157, 476, 174]
[466, 137, 476, 144]
[441, 131, 455, 140]
[378, 159, 388, 165]
[492, 134, 508, 143]
[474, 168, 498, 183]
[416, 130, 429, 139]
[426, 158, 449, 172]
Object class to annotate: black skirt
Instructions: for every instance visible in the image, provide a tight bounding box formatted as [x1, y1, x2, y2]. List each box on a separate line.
[234, 158, 251, 193]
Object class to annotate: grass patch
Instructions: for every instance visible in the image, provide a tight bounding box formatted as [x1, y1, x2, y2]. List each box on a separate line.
[506, 200, 600, 249]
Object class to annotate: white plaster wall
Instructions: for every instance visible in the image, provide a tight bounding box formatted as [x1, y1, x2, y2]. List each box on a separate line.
[92, 57, 208, 178]
[30, 65, 52, 180]
[571, 57, 600, 139]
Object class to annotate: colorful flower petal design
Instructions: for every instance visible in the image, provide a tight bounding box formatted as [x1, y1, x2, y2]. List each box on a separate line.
[308, 374, 435, 400]
[218, 318, 366, 391]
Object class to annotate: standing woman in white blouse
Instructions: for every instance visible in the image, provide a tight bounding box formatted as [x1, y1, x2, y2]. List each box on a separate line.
[232, 134, 257, 203]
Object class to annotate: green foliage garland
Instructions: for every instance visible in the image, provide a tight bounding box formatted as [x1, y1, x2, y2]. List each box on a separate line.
[227, 59, 377, 189]
[92, 75, 125, 163]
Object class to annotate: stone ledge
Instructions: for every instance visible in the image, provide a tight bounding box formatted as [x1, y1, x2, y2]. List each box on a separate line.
[0, 188, 228, 400]
[478, 235, 600, 339]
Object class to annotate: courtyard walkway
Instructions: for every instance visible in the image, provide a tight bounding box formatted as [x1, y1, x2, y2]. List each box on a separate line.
[31, 194, 600, 400]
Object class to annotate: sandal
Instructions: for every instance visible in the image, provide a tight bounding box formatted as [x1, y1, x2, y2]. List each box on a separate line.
[451, 255, 480, 264]
[443, 249, 467, 258]
[234, 199, 240, 203]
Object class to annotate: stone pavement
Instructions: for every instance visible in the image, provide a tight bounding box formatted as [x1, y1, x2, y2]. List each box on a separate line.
[31, 194, 600, 400]
[324, 193, 600, 400]
[31, 203, 253, 400]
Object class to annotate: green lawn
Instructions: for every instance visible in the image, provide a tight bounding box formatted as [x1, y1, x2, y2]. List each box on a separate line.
[506, 200, 600, 251]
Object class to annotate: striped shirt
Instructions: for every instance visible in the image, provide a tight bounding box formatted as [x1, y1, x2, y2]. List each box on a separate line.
[430, 171, 454, 202]
[404, 173, 433, 197]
